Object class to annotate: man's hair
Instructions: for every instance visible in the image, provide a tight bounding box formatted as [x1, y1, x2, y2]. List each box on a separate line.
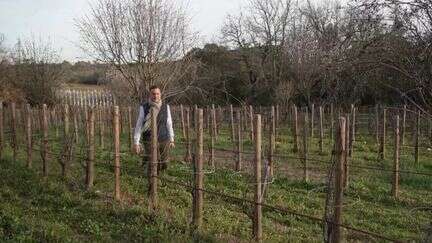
[149, 85, 160, 91]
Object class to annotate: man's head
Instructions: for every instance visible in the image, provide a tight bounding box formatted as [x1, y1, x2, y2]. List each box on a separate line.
[149, 85, 161, 103]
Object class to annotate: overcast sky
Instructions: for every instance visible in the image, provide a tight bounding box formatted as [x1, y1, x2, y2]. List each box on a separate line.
[0, 0, 247, 62]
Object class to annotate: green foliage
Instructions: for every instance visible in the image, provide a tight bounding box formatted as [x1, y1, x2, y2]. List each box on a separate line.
[0, 123, 431, 241]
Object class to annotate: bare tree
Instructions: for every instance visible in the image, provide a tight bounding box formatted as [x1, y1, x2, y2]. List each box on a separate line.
[221, 0, 294, 105]
[221, 0, 361, 106]
[0, 33, 16, 101]
[350, 0, 432, 112]
[76, 0, 198, 103]
[12, 36, 64, 106]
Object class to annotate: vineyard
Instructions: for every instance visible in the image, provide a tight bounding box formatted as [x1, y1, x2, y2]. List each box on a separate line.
[0, 102, 431, 242]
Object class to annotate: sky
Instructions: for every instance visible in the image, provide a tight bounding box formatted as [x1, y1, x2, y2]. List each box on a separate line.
[0, 0, 247, 62]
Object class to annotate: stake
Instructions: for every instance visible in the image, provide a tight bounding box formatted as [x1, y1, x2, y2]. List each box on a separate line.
[236, 109, 242, 171]
[330, 117, 346, 243]
[253, 114, 262, 242]
[26, 104, 32, 168]
[86, 108, 95, 190]
[149, 107, 158, 211]
[192, 108, 204, 231]
[319, 106, 324, 153]
[42, 104, 49, 177]
[393, 115, 400, 199]
[113, 106, 121, 201]
[415, 111, 420, 165]
[292, 105, 299, 153]
[302, 107, 309, 182]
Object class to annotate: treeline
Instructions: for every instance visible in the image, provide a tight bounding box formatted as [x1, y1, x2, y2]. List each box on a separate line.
[181, 0, 432, 111]
[0, 35, 108, 106]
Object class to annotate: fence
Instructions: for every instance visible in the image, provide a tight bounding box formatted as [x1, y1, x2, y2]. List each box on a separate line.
[0, 101, 431, 242]
[55, 89, 115, 107]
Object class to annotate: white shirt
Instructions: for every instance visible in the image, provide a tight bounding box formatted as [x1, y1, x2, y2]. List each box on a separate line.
[133, 104, 174, 145]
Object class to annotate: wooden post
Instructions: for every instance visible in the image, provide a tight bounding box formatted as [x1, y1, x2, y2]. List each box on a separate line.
[236, 110, 242, 171]
[368, 106, 372, 136]
[211, 104, 218, 141]
[17, 108, 23, 138]
[64, 105, 70, 137]
[330, 104, 334, 140]
[149, 107, 158, 211]
[184, 107, 192, 163]
[253, 114, 262, 242]
[210, 105, 216, 167]
[429, 116, 432, 147]
[42, 104, 49, 177]
[275, 104, 279, 139]
[271, 106, 276, 137]
[180, 105, 186, 139]
[128, 106, 133, 151]
[0, 101, 3, 159]
[415, 111, 420, 165]
[86, 108, 95, 190]
[350, 105, 356, 157]
[61, 104, 70, 177]
[331, 117, 346, 243]
[230, 105, 235, 141]
[243, 106, 248, 131]
[310, 103, 315, 138]
[302, 108, 309, 183]
[53, 108, 59, 138]
[375, 105, 380, 145]
[11, 103, 17, 162]
[249, 105, 254, 141]
[217, 106, 222, 136]
[192, 108, 204, 230]
[292, 105, 299, 153]
[379, 108, 386, 160]
[193, 105, 199, 135]
[99, 108, 104, 149]
[84, 106, 90, 144]
[393, 115, 400, 199]
[401, 105, 406, 146]
[73, 108, 79, 144]
[35, 108, 40, 132]
[318, 106, 324, 153]
[113, 106, 121, 201]
[269, 106, 275, 178]
[344, 115, 350, 189]
[206, 106, 210, 132]
[26, 104, 32, 168]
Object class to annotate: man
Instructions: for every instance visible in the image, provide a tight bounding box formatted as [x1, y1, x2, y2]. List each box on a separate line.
[133, 85, 175, 173]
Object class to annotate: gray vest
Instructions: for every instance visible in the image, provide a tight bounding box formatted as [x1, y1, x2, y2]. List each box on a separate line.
[141, 102, 170, 142]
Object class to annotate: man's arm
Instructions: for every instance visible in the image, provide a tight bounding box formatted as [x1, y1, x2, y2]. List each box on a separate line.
[133, 105, 145, 145]
[166, 105, 174, 142]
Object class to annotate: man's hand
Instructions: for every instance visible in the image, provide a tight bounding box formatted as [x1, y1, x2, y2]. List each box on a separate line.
[133, 144, 142, 155]
[169, 141, 175, 149]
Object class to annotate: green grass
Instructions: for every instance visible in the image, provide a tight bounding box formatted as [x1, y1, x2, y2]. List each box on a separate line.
[1, 122, 431, 242]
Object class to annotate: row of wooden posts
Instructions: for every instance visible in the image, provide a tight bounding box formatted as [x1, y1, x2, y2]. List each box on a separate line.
[178, 104, 426, 174]
[1, 101, 428, 155]
[179, 104, 430, 145]
[0, 101, 426, 185]
[0, 101, 421, 242]
[148, 105, 352, 242]
[154, 106, 364, 242]
[0, 101, 425, 198]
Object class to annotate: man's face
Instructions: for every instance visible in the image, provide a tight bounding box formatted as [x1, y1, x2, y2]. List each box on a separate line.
[150, 88, 161, 102]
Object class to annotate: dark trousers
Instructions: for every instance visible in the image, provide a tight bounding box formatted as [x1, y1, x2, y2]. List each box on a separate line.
[142, 140, 171, 175]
